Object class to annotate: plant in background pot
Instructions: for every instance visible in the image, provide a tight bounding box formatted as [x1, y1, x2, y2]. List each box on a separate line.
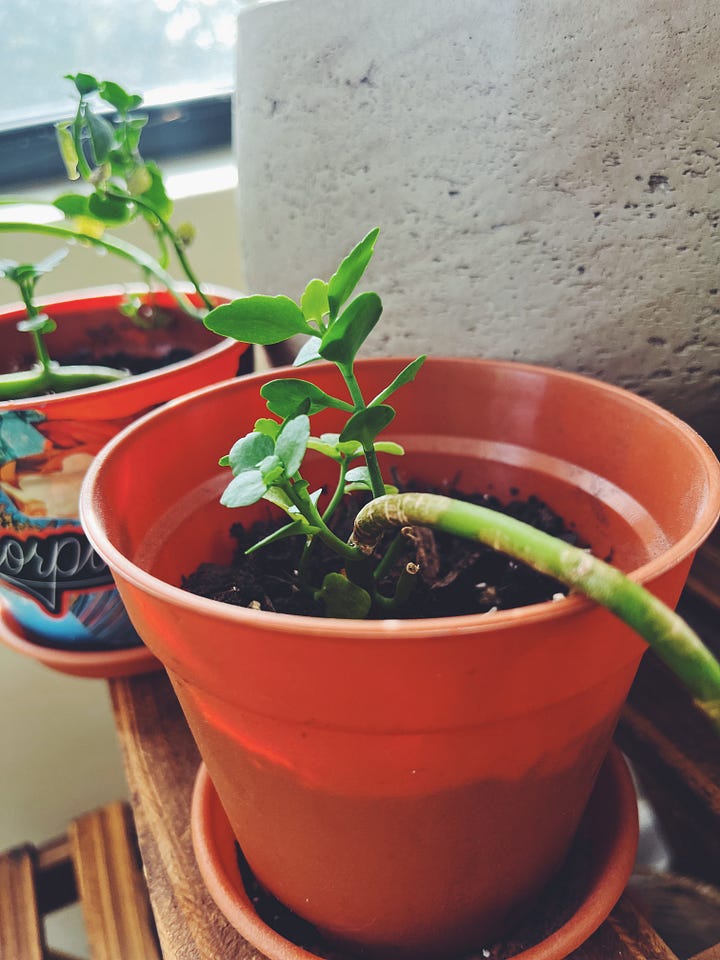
[80, 230, 720, 958]
[0, 74, 249, 669]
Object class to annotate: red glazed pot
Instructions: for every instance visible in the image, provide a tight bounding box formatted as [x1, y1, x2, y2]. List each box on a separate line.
[80, 357, 720, 958]
[0, 285, 249, 657]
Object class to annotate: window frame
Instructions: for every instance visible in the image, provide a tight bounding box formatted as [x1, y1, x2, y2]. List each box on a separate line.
[0, 93, 232, 191]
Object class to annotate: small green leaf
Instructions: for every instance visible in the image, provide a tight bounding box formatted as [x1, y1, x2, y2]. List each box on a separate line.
[246, 518, 319, 555]
[0, 258, 18, 279]
[254, 418, 281, 440]
[17, 314, 57, 335]
[220, 470, 268, 508]
[339, 405, 396, 447]
[293, 337, 323, 367]
[319, 292, 383, 366]
[135, 161, 173, 221]
[307, 438, 343, 461]
[327, 228, 380, 319]
[262, 486, 297, 515]
[370, 356, 427, 406]
[53, 193, 92, 218]
[204, 296, 313, 345]
[228, 433, 275, 474]
[275, 414, 310, 476]
[218, 455, 230, 466]
[34, 248, 69, 275]
[374, 441, 405, 456]
[257, 454, 285, 485]
[226, 432, 275, 474]
[1, 250, 68, 285]
[124, 116, 149, 154]
[88, 191, 134, 225]
[301, 278, 329, 324]
[99, 80, 143, 114]
[316, 573, 372, 619]
[84, 107, 116, 164]
[67, 72, 99, 95]
[345, 466, 371, 485]
[261, 379, 354, 418]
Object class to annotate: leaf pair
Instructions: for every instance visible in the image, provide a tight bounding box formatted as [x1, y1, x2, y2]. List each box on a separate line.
[204, 228, 382, 368]
[219, 414, 310, 509]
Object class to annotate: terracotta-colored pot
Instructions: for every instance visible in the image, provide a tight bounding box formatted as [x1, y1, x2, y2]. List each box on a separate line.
[80, 357, 720, 958]
[0, 286, 249, 655]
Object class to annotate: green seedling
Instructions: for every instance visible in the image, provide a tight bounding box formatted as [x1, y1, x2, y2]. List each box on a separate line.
[0, 73, 213, 401]
[204, 228, 720, 733]
[0, 251, 128, 400]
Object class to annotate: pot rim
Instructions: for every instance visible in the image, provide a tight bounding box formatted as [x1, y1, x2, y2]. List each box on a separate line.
[80, 355, 720, 641]
[0, 283, 244, 411]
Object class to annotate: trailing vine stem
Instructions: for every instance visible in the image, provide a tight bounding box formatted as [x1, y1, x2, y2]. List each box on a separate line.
[0, 221, 203, 319]
[351, 493, 720, 733]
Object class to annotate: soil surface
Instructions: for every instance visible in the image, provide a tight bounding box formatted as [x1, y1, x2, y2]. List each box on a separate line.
[62, 346, 194, 376]
[182, 488, 582, 619]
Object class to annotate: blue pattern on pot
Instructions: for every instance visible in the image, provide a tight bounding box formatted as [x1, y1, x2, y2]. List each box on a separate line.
[0, 409, 141, 649]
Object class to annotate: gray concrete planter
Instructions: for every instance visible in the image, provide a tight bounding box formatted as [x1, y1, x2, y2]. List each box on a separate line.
[235, 0, 720, 449]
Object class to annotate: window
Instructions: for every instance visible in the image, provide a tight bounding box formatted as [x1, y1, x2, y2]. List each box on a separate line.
[0, 0, 237, 188]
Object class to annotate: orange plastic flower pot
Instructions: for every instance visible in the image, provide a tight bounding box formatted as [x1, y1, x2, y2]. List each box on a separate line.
[0, 286, 248, 659]
[81, 357, 720, 957]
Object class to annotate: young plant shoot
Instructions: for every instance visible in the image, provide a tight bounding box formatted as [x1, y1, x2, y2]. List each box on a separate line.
[0, 251, 128, 400]
[0, 73, 211, 401]
[204, 229, 720, 733]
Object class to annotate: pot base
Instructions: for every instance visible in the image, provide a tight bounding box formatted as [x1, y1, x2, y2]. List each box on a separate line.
[0, 608, 160, 678]
[191, 746, 638, 960]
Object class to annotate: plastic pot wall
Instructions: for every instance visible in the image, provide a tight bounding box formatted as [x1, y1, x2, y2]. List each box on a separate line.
[0, 286, 247, 651]
[81, 357, 720, 957]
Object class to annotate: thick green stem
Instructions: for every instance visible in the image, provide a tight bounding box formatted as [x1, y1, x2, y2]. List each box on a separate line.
[282, 479, 362, 564]
[0, 221, 204, 319]
[351, 493, 720, 734]
[0, 364, 128, 401]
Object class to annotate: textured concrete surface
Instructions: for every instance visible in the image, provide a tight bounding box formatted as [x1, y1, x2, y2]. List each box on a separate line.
[235, 0, 720, 449]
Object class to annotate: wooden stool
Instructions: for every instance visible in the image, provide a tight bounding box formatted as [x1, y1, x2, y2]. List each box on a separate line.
[0, 801, 161, 960]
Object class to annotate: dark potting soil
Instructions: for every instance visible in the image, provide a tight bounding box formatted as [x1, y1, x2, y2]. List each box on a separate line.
[62, 346, 194, 376]
[182, 488, 583, 619]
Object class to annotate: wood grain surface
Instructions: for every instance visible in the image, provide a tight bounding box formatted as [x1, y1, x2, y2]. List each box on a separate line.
[108, 669, 696, 960]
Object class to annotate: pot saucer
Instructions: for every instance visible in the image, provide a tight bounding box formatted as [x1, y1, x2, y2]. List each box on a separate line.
[0, 608, 160, 679]
[191, 746, 638, 960]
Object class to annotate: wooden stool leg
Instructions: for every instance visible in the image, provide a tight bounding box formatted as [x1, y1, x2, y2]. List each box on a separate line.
[69, 803, 161, 960]
[0, 844, 46, 960]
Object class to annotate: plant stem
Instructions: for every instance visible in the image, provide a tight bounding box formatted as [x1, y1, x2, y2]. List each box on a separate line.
[0, 221, 204, 319]
[282, 479, 362, 564]
[351, 492, 720, 733]
[105, 188, 213, 311]
[0, 364, 128, 401]
[340, 363, 387, 499]
[374, 561, 419, 614]
[16, 279, 53, 375]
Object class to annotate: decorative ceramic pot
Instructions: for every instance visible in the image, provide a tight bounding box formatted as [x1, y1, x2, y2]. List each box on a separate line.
[0, 285, 248, 654]
[81, 357, 720, 957]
